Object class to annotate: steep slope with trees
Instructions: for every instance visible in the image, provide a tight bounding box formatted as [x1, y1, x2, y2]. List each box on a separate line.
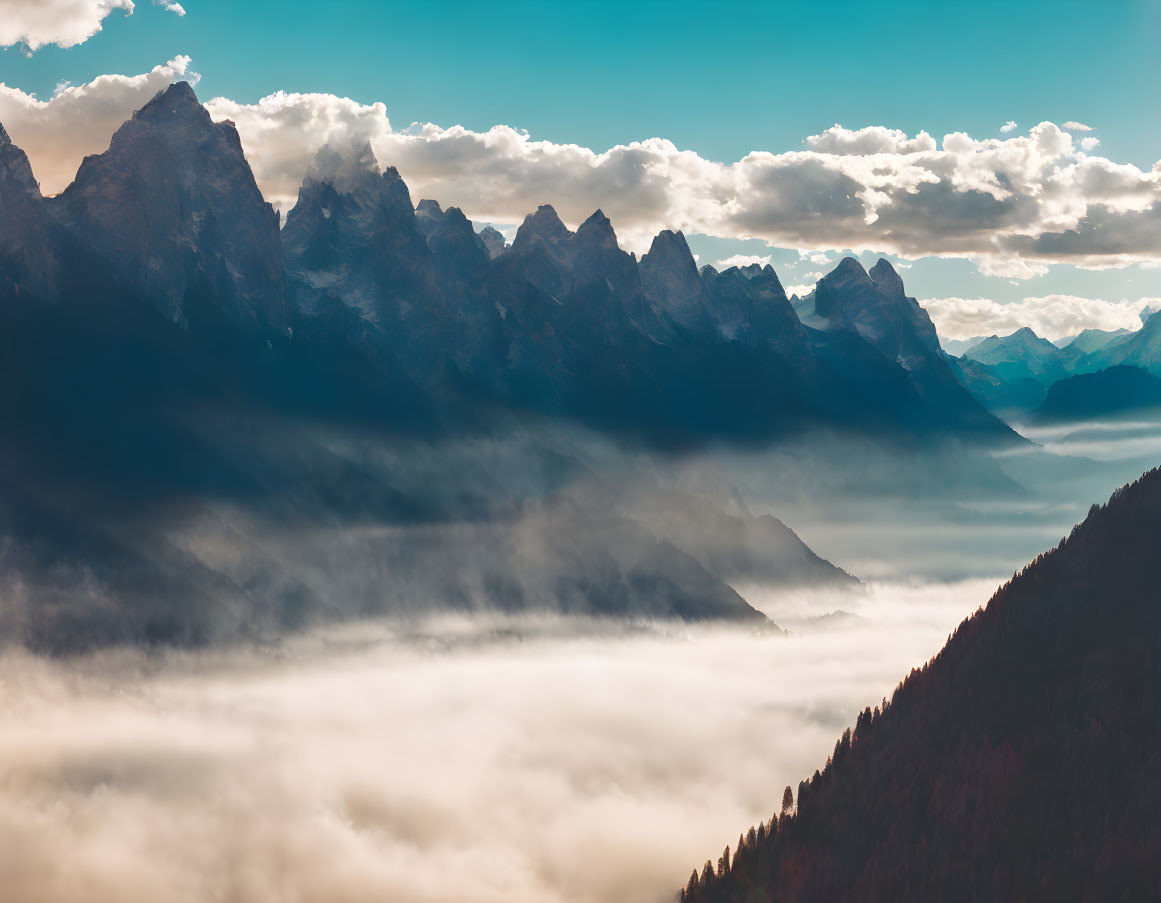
[679, 467, 1161, 903]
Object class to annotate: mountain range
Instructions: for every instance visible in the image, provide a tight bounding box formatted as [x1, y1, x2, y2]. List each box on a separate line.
[2, 81, 1016, 450]
[945, 302, 1161, 421]
[0, 82, 1037, 647]
[678, 465, 1161, 903]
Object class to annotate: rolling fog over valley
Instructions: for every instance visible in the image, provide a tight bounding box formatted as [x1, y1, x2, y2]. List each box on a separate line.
[0, 581, 995, 903]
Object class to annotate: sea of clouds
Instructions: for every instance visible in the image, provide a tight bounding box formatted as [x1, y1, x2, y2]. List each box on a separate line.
[0, 579, 995, 903]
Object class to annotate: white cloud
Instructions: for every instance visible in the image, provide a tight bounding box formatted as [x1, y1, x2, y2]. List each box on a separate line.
[5, 60, 1161, 275]
[1062, 121, 1094, 132]
[784, 284, 816, 298]
[714, 253, 772, 270]
[1080, 136, 1101, 152]
[805, 124, 938, 156]
[921, 293, 1159, 341]
[798, 250, 832, 265]
[1000, 120, 1018, 133]
[203, 90, 394, 212]
[0, 0, 134, 53]
[156, 0, 185, 15]
[0, 56, 197, 195]
[0, 580, 989, 903]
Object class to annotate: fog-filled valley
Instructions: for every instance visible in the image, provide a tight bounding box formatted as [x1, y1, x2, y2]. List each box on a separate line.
[2, 409, 1155, 901]
[0, 580, 996, 903]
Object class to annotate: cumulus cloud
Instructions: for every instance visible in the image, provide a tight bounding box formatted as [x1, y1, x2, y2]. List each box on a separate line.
[0, 55, 197, 195]
[921, 293, 1160, 341]
[0, 0, 134, 53]
[156, 0, 184, 14]
[1062, 121, 1094, 132]
[202, 90, 395, 212]
[1000, 120, 1018, 133]
[805, 124, 937, 155]
[1080, 136, 1100, 152]
[714, 253, 772, 269]
[5, 60, 1161, 274]
[0, 579, 992, 903]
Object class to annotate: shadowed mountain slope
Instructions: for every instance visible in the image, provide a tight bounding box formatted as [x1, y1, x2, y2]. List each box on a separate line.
[677, 466, 1161, 903]
[1033, 365, 1161, 423]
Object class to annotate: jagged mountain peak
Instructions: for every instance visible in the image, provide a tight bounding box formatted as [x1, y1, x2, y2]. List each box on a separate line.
[640, 229, 706, 330]
[513, 204, 572, 249]
[0, 120, 59, 300]
[737, 262, 777, 280]
[833, 255, 868, 274]
[478, 225, 508, 259]
[868, 257, 905, 295]
[441, 205, 472, 228]
[134, 80, 211, 127]
[49, 78, 286, 329]
[576, 208, 618, 247]
[0, 122, 41, 197]
[306, 139, 381, 187]
[644, 229, 694, 261]
[414, 198, 446, 239]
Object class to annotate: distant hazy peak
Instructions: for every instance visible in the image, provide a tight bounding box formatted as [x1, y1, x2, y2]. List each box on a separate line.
[306, 139, 381, 187]
[478, 225, 508, 258]
[968, 327, 1058, 357]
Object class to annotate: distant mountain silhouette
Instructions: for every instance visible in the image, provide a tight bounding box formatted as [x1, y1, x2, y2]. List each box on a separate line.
[1057, 326, 1131, 357]
[678, 467, 1161, 903]
[1033, 365, 1161, 423]
[939, 335, 986, 357]
[961, 327, 1071, 385]
[1074, 313, 1161, 377]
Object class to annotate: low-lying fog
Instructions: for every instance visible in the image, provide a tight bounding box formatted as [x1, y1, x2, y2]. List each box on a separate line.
[3, 413, 1157, 902]
[0, 579, 995, 903]
[719, 417, 1161, 581]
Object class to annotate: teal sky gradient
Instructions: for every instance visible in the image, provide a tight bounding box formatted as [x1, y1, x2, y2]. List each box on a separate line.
[5, 0, 1160, 168]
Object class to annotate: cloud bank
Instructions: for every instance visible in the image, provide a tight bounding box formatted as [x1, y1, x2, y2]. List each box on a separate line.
[3, 59, 1161, 277]
[0, 0, 134, 53]
[921, 294, 1160, 341]
[0, 580, 992, 903]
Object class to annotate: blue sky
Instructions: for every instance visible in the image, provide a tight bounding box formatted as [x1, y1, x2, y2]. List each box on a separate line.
[2, 0, 1160, 339]
[8, 0, 1161, 167]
